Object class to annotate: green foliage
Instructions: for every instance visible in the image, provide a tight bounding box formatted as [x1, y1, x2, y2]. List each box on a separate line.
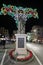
[0, 4, 39, 27]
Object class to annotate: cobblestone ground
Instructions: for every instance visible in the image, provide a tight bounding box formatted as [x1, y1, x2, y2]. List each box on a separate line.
[0, 49, 39, 65]
[0, 50, 5, 63]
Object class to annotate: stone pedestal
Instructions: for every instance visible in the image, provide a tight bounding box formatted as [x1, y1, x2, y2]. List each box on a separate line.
[15, 34, 27, 55]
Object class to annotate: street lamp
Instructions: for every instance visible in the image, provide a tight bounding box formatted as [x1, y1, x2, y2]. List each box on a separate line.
[34, 29, 37, 32]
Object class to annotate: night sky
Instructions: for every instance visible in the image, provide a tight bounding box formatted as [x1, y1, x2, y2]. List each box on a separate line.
[0, 0, 43, 34]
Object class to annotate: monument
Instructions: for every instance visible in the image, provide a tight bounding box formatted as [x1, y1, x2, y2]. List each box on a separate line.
[0, 4, 39, 62]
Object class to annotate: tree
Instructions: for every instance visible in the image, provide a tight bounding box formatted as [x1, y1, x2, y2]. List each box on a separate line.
[0, 4, 39, 34]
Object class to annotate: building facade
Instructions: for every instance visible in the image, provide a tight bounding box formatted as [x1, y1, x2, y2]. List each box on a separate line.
[31, 26, 43, 43]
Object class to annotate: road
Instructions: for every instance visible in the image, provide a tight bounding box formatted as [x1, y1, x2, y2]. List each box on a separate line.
[0, 43, 43, 65]
[26, 43, 43, 65]
[0, 41, 16, 49]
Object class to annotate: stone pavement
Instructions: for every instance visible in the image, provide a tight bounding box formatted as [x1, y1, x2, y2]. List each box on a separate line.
[0, 49, 39, 65]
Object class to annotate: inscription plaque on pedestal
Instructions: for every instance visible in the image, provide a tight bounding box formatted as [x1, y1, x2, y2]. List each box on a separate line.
[18, 38, 24, 48]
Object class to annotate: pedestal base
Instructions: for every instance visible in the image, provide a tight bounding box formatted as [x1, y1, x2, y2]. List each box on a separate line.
[15, 34, 27, 55]
[9, 49, 33, 62]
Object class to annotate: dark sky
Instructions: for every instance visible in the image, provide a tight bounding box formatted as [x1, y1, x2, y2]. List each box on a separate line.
[0, 0, 43, 33]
